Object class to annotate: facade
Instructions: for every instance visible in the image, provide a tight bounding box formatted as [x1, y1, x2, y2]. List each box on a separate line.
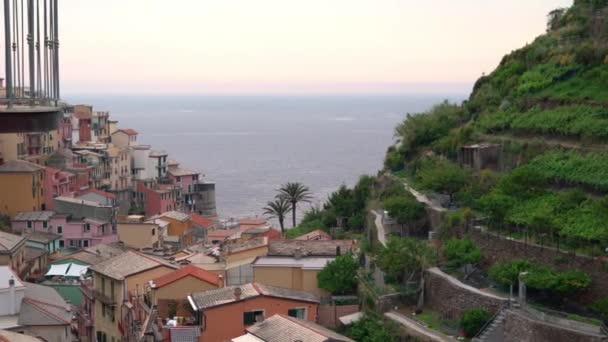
[148, 265, 220, 319]
[135, 180, 181, 216]
[25, 232, 61, 254]
[0, 231, 27, 278]
[73, 105, 93, 143]
[117, 222, 161, 249]
[90, 251, 177, 342]
[53, 196, 116, 225]
[44, 167, 77, 211]
[92, 111, 111, 143]
[0, 133, 26, 162]
[149, 150, 169, 180]
[0, 160, 46, 217]
[187, 283, 319, 342]
[110, 129, 138, 148]
[106, 146, 132, 215]
[149, 211, 195, 247]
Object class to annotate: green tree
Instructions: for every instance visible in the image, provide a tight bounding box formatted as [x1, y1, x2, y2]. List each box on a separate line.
[263, 197, 292, 234]
[278, 182, 313, 228]
[443, 239, 482, 269]
[376, 237, 436, 284]
[346, 315, 396, 342]
[317, 254, 359, 295]
[383, 195, 425, 236]
[416, 157, 470, 201]
[460, 308, 491, 337]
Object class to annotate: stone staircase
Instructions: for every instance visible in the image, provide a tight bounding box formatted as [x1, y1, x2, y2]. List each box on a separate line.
[472, 308, 507, 342]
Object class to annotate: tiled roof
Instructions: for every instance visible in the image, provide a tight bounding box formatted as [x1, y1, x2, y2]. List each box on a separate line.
[80, 188, 116, 200]
[13, 211, 55, 221]
[0, 231, 26, 253]
[246, 314, 354, 342]
[83, 243, 127, 259]
[18, 283, 72, 326]
[150, 265, 219, 288]
[115, 128, 138, 135]
[268, 240, 355, 257]
[168, 167, 198, 177]
[190, 213, 215, 229]
[294, 230, 331, 241]
[91, 250, 177, 280]
[24, 246, 48, 262]
[0, 160, 44, 173]
[189, 283, 319, 310]
[26, 231, 62, 244]
[153, 211, 190, 222]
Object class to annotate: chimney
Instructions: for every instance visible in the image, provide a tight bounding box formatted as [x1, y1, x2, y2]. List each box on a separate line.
[218, 274, 224, 288]
[9, 277, 16, 315]
[234, 287, 242, 300]
[294, 246, 303, 260]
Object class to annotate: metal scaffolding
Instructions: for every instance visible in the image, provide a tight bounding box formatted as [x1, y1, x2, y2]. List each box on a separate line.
[3, 0, 59, 107]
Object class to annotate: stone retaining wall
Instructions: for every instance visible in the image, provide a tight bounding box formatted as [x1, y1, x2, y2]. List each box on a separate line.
[424, 268, 506, 320]
[503, 309, 605, 342]
[469, 228, 608, 304]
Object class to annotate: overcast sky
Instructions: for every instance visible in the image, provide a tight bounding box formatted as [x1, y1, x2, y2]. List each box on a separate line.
[55, 0, 572, 95]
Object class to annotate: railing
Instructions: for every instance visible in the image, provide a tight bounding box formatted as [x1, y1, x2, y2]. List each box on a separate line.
[472, 302, 509, 340]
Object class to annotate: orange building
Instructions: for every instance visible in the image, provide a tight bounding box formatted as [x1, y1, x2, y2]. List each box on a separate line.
[0, 160, 46, 217]
[151, 211, 196, 247]
[187, 283, 319, 342]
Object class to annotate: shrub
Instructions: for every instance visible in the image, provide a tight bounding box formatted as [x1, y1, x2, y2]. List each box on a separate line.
[460, 308, 491, 337]
[346, 314, 396, 342]
[416, 157, 471, 200]
[383, 195, 425, 225]
[591, 298, 608, 321]
[443, 239, 482, 268]
[317, 253, 359, 295]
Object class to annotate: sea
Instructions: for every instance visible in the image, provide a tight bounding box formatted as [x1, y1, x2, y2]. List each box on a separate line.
[64, 94, 465, 220]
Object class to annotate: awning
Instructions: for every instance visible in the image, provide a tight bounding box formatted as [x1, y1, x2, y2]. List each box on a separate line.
[46, 264, 70, 277]
[65, 264, 89, 277]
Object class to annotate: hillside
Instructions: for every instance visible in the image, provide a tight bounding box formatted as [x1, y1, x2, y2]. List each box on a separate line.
[385, 0, 608, 253]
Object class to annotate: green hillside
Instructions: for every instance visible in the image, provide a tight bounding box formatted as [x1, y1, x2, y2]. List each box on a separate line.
[386, 0, 608, 253]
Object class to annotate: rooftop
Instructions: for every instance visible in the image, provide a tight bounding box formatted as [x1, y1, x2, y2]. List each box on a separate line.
[24, 246, 48, 263]
[0, 231, 26, 253]
[150, 150, 168, 157]
[252, 256, 334, 270]
[294, 230, 331, 241]
[246, 314, 354, 342]
[0, 329, 44, 342]
[190, 213, 215, 229]
[0, 266, 25, 289]
[13, 211, 55, 221]
[0, 160, 44, 173]
[19, 283, 72, 326]
[189, 283, 319, 310]
[79, 188, 117, 200]
[152, 211, 190, 222]
[54, 196, 111, 208]
[168, 167, 198, 177]
[268, 240, 355, 257]
[26, 231, 61, 244]
[150, 265, 219, 289]
[114, 128, 138, 136]
[91, 250, 176, 280]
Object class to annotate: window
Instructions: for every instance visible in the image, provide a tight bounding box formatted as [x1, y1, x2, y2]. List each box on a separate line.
[59, 240, 64, 248]
[27, 221, 32, 229]
[84, 224, 91, 232]
[57, 225, 63, 234]
[243, 310, 264, 325]
[110, 281, 115, 301]
[83, 240, 89, 247]
[288, 308, 306, 319]
[151, 228, 155, 236]
[43, 221, 48, 229]
[101, 277, 106, 295]
[176, 176, 181, 182]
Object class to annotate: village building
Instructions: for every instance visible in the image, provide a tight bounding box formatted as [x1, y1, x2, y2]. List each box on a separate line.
[44, 167, 77, 211]
[0, 160, 46, 217]
[186, 283, 319, 342]
[117, 221, 162, 249]
[236, 314, 354, 342]
[0, 231, 27, 277]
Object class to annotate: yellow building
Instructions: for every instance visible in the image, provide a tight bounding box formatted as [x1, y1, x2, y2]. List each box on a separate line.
[117, 222, 161, 249]
[0, 133, 26, 161]
[252, 256, 334, 298]
[0, 160, 46, 217]
[90, 250, 177, 342]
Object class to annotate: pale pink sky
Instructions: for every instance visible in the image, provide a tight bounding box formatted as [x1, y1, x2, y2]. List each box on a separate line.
[58, 0, 572, 95]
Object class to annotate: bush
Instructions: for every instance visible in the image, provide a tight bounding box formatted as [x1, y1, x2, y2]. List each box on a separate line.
[460, 308, 491, 337]
[591, 298, 608, 321]
[317, 253, 359, 295]
[346, 314, 396, 342]
[415, 157, 471, 200]
[383, 195, 425, 225]
[443, 239, 482, 268]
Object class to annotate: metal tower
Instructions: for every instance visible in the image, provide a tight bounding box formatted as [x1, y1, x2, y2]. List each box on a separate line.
[0, 0, 62, 133]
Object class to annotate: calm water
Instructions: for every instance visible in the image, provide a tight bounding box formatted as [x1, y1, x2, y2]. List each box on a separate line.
[64, 94, 464, 219]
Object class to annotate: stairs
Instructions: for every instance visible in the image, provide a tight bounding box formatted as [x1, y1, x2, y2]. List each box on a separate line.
[473, 309, 507, 342]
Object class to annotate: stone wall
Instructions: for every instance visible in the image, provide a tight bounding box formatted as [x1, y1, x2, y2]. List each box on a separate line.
[469, 228, 608, 304]
[503, 309, 605, 342]
[424, 268, 507, 320]
[317, 304, 360, 328]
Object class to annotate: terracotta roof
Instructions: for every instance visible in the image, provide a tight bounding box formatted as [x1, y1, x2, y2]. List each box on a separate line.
[268, 240, 355, 257]
[81, 188, 116, 200]
[190, 213, 215, 229]
[0, 160, 44, 173]
[150, 265, 219, 288]
[151, 211, 190, 222]
[189, 283, 319, 310]
[294, 230, 331, 241]
[246, 314, 354, 342]
[115, 128, 138, 135]
[0, 231, 26, 253]
[90, 250, 177, 280]
[262, 229, 282, 240]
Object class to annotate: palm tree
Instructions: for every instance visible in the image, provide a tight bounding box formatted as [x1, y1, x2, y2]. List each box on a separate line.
[263, 197, 292, 234]
[278, 182, 313, 227]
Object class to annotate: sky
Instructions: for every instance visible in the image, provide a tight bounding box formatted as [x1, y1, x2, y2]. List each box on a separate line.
[55, 0, 573, 95]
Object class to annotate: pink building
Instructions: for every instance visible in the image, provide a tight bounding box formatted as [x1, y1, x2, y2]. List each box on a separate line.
[135, 180, 181, 217]
[44, 167, 77, 211]
[168, 165, 199, 212]
[12, 211, 118, 249]
[59, 114, 73, 148]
